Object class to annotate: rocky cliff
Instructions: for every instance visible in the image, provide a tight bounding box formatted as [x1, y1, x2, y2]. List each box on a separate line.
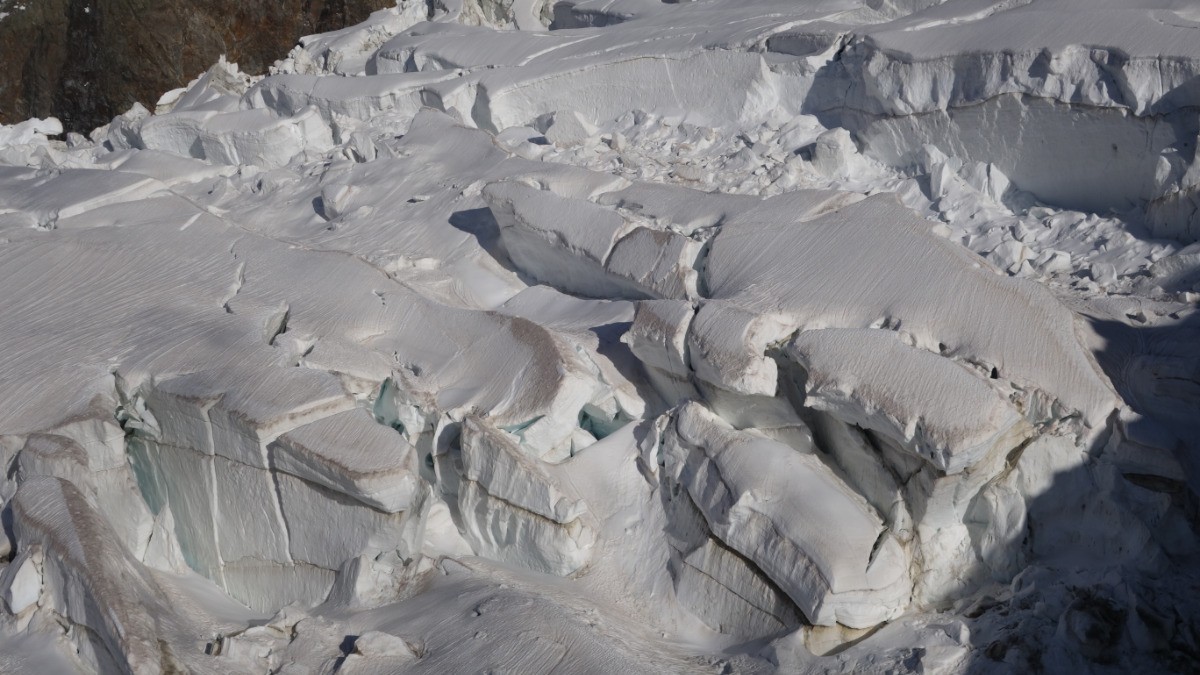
[0, 0, 394, 132]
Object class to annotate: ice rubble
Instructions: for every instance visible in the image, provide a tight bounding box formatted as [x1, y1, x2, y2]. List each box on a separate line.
[0, 0, 1199, 673]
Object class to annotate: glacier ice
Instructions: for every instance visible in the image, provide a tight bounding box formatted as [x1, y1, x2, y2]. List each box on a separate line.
[0, 0, 1198, 672]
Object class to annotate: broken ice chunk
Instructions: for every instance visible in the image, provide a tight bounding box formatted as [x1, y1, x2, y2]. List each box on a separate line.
[485, 177, 706, 301]
[127, 437, 225, 581]
[799, 411, 912, 541]
[483, 181, 648, 299]
[687, 300, 794, 396]
[664, 403, 910, 628]
[221, 559, 336, 612]
[786, 328, 1031, 474]
[457, 418, 595, 576]
[460, 418, 589, 524]
[270, 408, 419, 513]
[17, 433, 154, 560]
[10, 477, 181, 674]
[544, 110, 599, 147]
[247, 70, 459, 125]
[674, 538, 804, 639]
[807, 128, 857, 178]
[476, 50, 772, 133]
[274, 472, 412, 571]
[605, 227, 703, 300]
[702, 192, 1119, 432]
[136, 106, 334, 168]
[212, 455, 293, 566]
[0, 546, 42, 615]
[596, 181, 760, 235]
[457, 482, 596, 578]
[198, 367, 355, 468]
[624, 299, 695, 377]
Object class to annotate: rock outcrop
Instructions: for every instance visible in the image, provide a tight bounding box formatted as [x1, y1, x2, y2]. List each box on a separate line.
[0, 0, 393, 132]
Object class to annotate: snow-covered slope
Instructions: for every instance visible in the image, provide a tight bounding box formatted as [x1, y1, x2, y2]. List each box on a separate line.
[0, 0, 1198, 673]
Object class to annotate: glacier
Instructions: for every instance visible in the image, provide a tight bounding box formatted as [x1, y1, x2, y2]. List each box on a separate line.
[0, 0, 1198, 673]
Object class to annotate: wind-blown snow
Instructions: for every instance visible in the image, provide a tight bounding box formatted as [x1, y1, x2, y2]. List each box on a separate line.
[0, 0, 1198, 673]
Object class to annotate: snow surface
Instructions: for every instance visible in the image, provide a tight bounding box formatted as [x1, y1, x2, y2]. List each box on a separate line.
[0, 0, 1199, 673]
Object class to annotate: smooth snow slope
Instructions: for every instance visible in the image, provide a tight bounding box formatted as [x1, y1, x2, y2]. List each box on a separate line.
[0, 0, 1198, 673]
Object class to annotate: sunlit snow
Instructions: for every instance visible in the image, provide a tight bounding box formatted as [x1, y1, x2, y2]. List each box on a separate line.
[0, 1, 1198, 673]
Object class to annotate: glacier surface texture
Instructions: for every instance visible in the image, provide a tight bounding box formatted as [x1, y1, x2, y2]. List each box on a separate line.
[0, 0, 1199, 673]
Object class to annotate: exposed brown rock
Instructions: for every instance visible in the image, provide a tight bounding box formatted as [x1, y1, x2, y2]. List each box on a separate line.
[0, 0, 394, 133]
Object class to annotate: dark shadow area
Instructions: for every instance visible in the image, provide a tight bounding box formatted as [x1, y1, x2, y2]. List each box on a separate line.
[334, 633, 359, 668]
[548, 0, 632, 30]
[589, 320, 630, 346]
[1088, 311, 1200, 492]
[312, 196, 329, 221]
[0, 503, 13, 563]
[589, 319, 668, 417]
[448, 206, 543, 290]
[448, 207, 502, 255]
[958, 309, 1200, 673]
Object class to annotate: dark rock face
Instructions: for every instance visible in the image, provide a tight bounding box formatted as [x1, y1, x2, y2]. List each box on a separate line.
[0, 0, 394, 133]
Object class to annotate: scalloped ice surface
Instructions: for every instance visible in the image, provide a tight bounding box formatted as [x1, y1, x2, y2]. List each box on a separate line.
[0, 0, 1198, 673]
